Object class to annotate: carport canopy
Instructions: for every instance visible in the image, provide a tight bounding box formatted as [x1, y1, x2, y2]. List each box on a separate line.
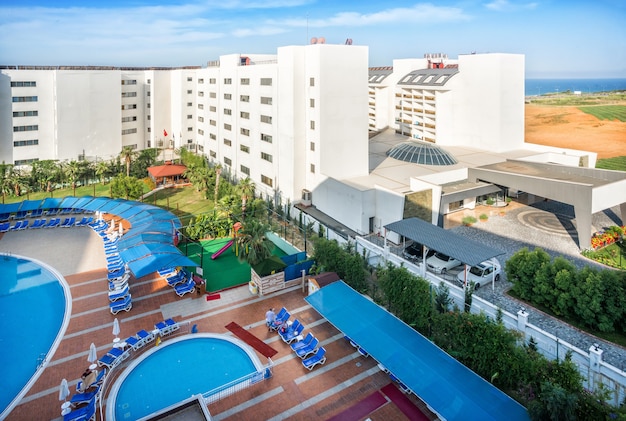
[384, 217, 503, 267]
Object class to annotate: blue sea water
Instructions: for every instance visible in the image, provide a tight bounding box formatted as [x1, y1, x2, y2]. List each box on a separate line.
[525, 78, 626, 96]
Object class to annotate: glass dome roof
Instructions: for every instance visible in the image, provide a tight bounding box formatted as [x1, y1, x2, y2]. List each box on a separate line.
[386, 141, 458, 166]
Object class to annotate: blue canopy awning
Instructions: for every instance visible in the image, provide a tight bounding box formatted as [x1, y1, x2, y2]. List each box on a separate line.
[18, 200, 44, 212]
[306, 281, 530, 421]
[40, 197, 64, 210]
[127, 252, 198, 279]
[0, 202, 22, 214]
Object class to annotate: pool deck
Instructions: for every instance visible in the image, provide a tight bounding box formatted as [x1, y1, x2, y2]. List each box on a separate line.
[2, 227, 437, 421]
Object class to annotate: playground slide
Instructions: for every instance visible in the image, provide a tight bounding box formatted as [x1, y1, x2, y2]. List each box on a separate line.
[211, 240, 233, 260]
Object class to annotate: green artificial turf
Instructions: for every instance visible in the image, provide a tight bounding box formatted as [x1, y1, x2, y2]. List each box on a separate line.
[183, 238, 287, 292]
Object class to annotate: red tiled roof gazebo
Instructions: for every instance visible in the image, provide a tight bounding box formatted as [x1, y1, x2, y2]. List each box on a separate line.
[147, 163, 187, 186]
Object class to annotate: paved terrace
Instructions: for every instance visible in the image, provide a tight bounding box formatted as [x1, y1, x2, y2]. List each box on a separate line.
[2, 227, 436, 421]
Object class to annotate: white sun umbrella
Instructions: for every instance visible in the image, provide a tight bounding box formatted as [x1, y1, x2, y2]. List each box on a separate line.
[118, 221, 124, 236]
[59, 378, 70, 402]
[112, 318, 120, 341]
[87, 342, 98, 370]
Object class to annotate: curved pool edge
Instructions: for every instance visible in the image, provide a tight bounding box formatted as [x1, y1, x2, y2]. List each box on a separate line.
[105, 333, 265, 421]
[0, 253, 72, 420]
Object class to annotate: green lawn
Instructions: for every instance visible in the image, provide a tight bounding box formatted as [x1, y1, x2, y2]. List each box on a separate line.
[596, 156, 626, 171]
[578, 105, 626, 122]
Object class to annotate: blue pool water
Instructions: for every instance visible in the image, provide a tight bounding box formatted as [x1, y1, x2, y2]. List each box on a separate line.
[110, 335, 261, 420]
[0, 255, 67, 416]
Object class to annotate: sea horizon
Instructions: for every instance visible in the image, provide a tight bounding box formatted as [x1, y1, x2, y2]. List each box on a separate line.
[524, 78, 626, 96]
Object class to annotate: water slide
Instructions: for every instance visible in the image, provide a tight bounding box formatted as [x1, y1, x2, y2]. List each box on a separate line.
[211, 240, 233, 260]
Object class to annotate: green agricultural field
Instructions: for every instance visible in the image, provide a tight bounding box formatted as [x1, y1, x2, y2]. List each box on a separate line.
[578, 105, 626, 122]
[596, 156, 626, 171]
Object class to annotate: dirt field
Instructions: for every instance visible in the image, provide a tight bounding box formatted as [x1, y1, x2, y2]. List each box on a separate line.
[525, 103, 626, 159]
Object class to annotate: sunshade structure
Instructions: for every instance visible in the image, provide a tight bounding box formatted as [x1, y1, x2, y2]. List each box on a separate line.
[384, 217, 503, 267]
[306, 281, 530, 421]
[0, 196, 196, 278]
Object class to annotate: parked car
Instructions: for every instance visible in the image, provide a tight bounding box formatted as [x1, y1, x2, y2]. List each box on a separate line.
[456, 260, 502, 289]
[426, 252, 462, 274]
[402, 242, 434, 262]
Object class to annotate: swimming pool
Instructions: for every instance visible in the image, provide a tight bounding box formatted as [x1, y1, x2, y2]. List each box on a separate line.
[107, 334, 264, 420]
[0, 254, 70, 419]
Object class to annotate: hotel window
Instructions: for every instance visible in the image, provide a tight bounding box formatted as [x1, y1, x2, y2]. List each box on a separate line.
[187, 127, 193, 131]
[260, 115, 272, 124]
[198, 104, 204, 110]
[209, 133, 216, 140]
[224, 157, 232, 166]
[261, 152, 272, 163]
[310, 142, 315, 151]
[224, 123, 231, 131]
[148, 127, 151, 132]
[198, 78, 204, 84]
[241, 78, 250, 85]
[11, 81, 36, 87]
[260, 97, 272, 105]
[310, 98, 315, 108]
[224, 93, 232, 100]
[260, 78, 272, 86]
[13, 125, 38, 132]
[187, 77, 193, 81]
[310, 164, 315, 173]
[122, 116, 137, 122]
[210, 92, 216, 98]
[240, 111, 249, 119]
[13, 110, 38, 117]
[240, 128, 250, 136]
[12, 96, 37, 102]
[15, 158, 39, 166]
[198, 91, 204, 97]
[14, 139, 38, 147]
[224, 139, 232, 146]
[310, 120, 315, 130]
[209, 105, 216, 112]
[261, 174, 273, 187]
[198, 129, 204, 135]
[209, 78, 216, 84]
[198, 116, 204, 122]
[187, 114, 193, 119]
[210, 150, 216, 158]
[224, 108, 232, 115]
[240, 95, 249, 102]
[187, 102, 193, 106]
[310, 77, 315, 86]
[240, 165, 250, 176]
[146, 103, 150, 108]
[121, 79, 137, 85]
[240, 144, 250, 153]
[121, 92, 137, 97]
[147, 115, 151, 120]
[187, 90, 193, 94]
[122, 128, 137, 135]
[147, 91, 151, 96]
[260, 133, 272, 143]
[210, 120, 216, 126]
[224, 78, 232, 85]
[147, 79, 151, 84]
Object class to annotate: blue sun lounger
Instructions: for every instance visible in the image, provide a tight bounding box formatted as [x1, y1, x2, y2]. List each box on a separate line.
[125, 329, 155, 350]
[60, 217, 76, 227]
[69, 385, 100, 406]
[76, 368, 106, 392]
[165, 270, 187, 287]
[279, 319, 304, 344]
[45, 218, 61, 228]
[155, 318, 179, 336]
[0, 222, 10, 232]
[290, 333, 315, 352]
[64, 394, 96, 421]
[174, 278, 196, 297]
[269, 307, 290, 332]
[108, 284, 130, 302]
[302, 347, 327, 371]
[97, 347, 129, 369]
[109, 294, 132, 315]
[295, 337, 319, 359]
[30, 219, 47, 229]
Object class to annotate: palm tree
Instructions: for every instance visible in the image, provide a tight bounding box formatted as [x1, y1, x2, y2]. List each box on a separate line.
[95, 160, 110, 185]
[119, 146, 136, 177]
[236, 220, 273, 266]
[214, 163, 222, 203]
[64, 160, 81, 196]
[238, 177, 255, 219]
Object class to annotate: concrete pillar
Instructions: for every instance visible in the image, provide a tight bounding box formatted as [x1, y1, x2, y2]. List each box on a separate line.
[589, 343, 604, 372]
[574, 204, 592, 250]
[517, 308, 528, 332]
[620, 202, 626, 225]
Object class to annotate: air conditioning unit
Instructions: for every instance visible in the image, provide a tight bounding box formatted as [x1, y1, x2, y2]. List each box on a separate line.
[301, 189, 312, 207]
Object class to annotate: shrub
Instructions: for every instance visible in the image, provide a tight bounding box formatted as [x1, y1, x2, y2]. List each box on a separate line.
[479, 213, 488, 221]
[462, 216, 477, 226]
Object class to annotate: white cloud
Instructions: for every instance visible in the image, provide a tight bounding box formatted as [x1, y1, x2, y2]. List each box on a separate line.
[484, 0, 538, 12]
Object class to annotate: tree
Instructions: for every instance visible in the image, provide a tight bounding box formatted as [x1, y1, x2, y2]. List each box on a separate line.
[63, 160, 82, 196]
[214, 163, 222, 202]
[110, 175, 144, 199]
[31, 160, 60, 192]
[236, 220, 273, 266]
[119, 146, 136, 177]
[238, 177, 255, 219]
[133, 148, 158, 178]
[95, 160, 110, 185]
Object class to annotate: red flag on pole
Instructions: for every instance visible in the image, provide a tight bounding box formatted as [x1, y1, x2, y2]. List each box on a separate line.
[163, 129, 168, 137]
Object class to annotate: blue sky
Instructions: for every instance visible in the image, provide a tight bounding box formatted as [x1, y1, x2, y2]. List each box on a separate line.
[1, 0, 624, 78]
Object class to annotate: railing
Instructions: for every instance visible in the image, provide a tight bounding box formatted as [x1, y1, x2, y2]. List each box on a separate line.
[353, 236, 626, 407]
[202, 363, 273, 405]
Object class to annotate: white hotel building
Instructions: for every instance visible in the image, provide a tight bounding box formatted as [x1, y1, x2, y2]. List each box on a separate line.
[3, 44, 620, 249]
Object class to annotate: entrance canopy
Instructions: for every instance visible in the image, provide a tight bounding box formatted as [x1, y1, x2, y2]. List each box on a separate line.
[306, 281, 529, 421]
[385, 217, 503, 267]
